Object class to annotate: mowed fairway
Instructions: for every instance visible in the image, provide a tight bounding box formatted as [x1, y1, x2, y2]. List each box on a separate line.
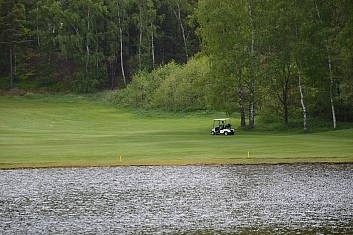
[1, 95, 353, 169]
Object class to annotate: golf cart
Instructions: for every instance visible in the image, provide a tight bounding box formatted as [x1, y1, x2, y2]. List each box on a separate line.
[211, 118, 234, 136]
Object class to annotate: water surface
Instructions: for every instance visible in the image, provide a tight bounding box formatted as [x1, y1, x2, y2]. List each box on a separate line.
[1, 164, 352, 234]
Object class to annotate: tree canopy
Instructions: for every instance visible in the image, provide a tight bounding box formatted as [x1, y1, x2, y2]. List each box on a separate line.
[0, 0, 352, 130]
[0, 0, 199, 91]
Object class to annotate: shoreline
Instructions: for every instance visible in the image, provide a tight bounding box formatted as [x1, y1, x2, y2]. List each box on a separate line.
[1, 160, 352, 170]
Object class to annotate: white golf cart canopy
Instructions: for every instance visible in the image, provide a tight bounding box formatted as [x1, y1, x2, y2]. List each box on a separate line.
[214, 118, 231, 121]
[211, 118, 234, 135]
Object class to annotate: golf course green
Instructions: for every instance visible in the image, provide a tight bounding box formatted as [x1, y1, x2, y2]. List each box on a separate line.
[1, 94, 353, 169]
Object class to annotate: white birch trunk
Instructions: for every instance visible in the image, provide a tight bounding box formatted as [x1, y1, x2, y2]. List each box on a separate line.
[328, 54, 337, 128]
[85, 9, 90, 81]
[297, 58, 308, 132]
[117, 1, 126, 85]
[151, 23, 155, 70]
[177, 3, 188, 61]
[247, 0, 255, 129]
[315, 2, 336, 129]
[139, 6, 143, 72]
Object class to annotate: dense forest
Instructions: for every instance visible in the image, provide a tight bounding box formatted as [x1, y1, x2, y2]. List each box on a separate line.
[1, 0, 352, 130]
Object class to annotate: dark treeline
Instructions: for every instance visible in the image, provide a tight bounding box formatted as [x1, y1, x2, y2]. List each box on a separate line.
[0, 0, 199, 91]
[1, 0, 352, 131]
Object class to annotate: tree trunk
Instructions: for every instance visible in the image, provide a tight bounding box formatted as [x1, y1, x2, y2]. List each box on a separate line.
[110, 60, 115, 89]
[138, 6, 143, 72]
[283, 90, 289, 124]
[297, 58, 308, 132]
[151, 23, 155, 70]
[9, 46, 14, 89]
[239, 90, 246, 127]
[283, 63, 290, 124]
[315, 2, 336, 129]
[177, 3, 188, 61]
[249, 80, 255, 129]
[328, 54, 337, 128]
[85, 9, 90, 81]
[117, 1, 126, 85]
[36, 4, 40, 47]
[239, 83, 246, 127]
[238, 70, 246, 127]
[247, 0, 255, 129]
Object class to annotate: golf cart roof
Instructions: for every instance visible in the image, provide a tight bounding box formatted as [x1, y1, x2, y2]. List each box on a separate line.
[214, 118, 231, 121]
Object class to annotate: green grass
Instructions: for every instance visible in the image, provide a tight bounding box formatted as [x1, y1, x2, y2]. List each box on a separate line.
[1, 94, 353, 169]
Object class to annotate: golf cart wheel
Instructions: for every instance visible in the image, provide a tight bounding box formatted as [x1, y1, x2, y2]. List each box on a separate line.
[224, 131, 229, 136]
[211, 131, 216, 135]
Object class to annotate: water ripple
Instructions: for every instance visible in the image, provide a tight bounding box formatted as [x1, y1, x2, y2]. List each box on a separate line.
[1, 164, 352, 234]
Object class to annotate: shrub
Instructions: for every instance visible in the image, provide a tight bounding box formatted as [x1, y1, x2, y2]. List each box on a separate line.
[114, 56, 209, 112]
[153, 57, 209, 111]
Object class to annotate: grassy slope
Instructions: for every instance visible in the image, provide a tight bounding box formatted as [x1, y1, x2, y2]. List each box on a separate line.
[1, 95, 353, 169]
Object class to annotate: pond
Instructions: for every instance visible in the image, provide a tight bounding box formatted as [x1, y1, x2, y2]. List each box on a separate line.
[1, 164, 352, 234]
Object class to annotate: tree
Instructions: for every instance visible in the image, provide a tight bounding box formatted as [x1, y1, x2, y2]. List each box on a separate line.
[314, 1, 335, 128]
[246, 0, 256, 129]
[0, 0, 28, 88]
[133, 0, 157, 72]
[31, 0, 62, 72]
[58, 0, 107, 92]
[167, 0, 192, 61]
[105, 0, 131, 88]
[198, 0, 261, 128]
[116, 0, 127, 85]
[333, 0, 353, 122]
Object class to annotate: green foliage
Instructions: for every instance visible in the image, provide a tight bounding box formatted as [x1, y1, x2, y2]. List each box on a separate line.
[115, 70, 157, 108]
[197, 0, 353, 129]
[115, 56, 209, 111]
[0, 0, 352, 130]
[0, 0, 200, 91]
[0, 0, 30, 88]
[153, 56, 208, 111]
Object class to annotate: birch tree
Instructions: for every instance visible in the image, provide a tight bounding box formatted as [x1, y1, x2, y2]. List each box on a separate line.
[293, 1, 310, 132]
[246, 0, 256, 129]
[105, 0, 130, 88]
[197, 0, 248, 126]
[296, 58, 308, 132]
[169, 0, 189, 61]
[31, 0, 62, 63]
[314, 0, 337, 128]
[58, 0, 107, 91]
[160, 0, 198, 64]
[135, 0, 157, 72]
[116, 0, 127, 85]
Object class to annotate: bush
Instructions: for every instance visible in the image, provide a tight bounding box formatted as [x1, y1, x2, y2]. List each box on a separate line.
[114, 56, 209, 111]
[153, 57, 209, 111]
[114, 68, 166, 108]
